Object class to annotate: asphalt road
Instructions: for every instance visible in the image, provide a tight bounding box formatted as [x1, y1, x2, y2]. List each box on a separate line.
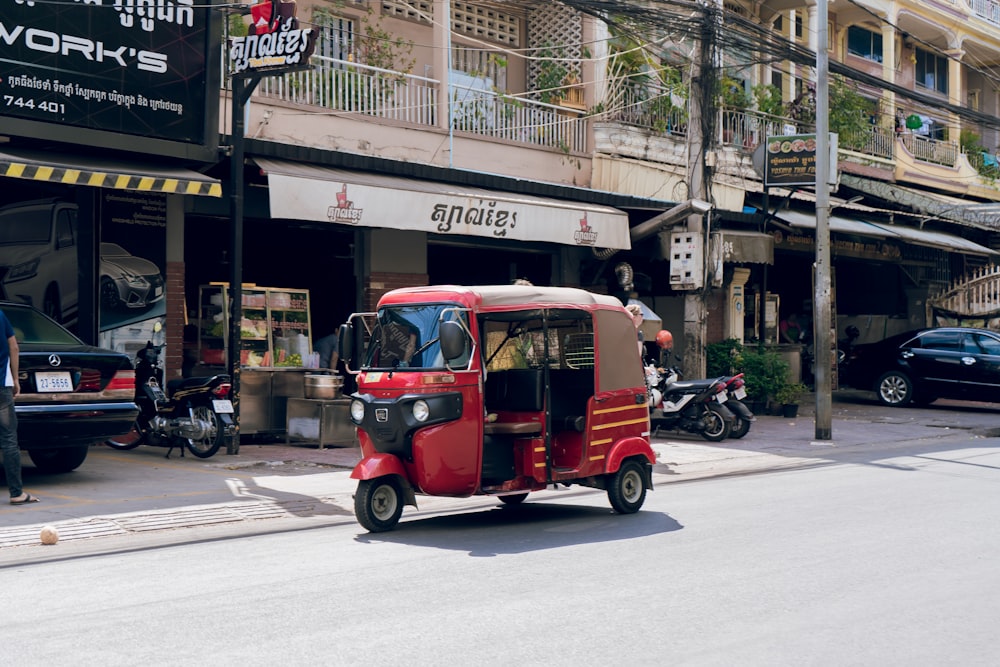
[2, 389, 999, 549]
[5, 440, 1000, 665]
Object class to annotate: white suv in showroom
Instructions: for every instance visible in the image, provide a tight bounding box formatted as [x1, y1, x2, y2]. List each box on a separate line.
[0, 198, 79, 326]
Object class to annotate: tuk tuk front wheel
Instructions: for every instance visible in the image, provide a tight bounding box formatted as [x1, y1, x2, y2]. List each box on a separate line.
[608, 459, 647, 514]
[355, 477, 404, 533]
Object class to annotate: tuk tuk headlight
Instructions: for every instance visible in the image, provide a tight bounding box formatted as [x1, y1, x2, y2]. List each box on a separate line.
[412, 399, 430, 422]
[350, 399, 365, 423]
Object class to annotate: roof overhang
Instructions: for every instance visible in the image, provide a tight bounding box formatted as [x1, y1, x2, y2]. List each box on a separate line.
[776, 210, 997, 256]
[0, 147, 222, 197]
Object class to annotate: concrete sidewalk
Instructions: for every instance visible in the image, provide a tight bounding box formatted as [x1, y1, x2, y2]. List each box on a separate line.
[229, 389, 1000, 480]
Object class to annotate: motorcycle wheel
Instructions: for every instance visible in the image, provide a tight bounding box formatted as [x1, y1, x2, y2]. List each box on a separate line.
[700, 404, 732, 442]
[729, 416, 751, 439]
[186, 406, 223, 458]
[105, 422, 145, 450]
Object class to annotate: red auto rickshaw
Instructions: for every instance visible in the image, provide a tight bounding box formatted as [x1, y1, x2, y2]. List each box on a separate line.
[340, 284, 656, 532]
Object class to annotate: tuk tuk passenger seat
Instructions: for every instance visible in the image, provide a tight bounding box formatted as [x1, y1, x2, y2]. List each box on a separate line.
[484, 369, 544, 436]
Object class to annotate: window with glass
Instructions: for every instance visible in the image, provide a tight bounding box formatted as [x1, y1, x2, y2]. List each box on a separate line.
[915, 48, 948, 95]
[313, 12, 356, 62]
[846, 26, 883, 63]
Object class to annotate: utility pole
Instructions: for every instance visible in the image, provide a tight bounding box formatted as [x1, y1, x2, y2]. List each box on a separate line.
[813, 0, 833, 439]
[682, 2, 717, 378]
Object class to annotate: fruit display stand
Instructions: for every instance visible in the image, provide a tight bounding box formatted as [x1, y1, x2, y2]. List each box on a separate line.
[197, 283, 316, 435]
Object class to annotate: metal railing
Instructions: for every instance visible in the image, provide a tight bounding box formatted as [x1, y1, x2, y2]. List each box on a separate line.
[235, 53, 971, 169]
[899, 133, 959, 166]
[254, 55, 438, 126]
[717, 107, 794, 151]
[449, 83, 587, 153]
[969, 0, 1000, 25]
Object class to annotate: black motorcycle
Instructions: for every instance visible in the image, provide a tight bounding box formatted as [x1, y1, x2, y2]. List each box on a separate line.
[645, 363, 734, 441]
[105, 342, 235, 458]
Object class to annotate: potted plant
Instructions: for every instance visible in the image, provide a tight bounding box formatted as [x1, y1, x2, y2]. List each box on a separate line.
[775, 382, 808, 418]
[735, 346, 789, 414]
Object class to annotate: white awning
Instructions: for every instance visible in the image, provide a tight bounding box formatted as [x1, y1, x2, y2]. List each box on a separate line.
[256, 158, 632, 250]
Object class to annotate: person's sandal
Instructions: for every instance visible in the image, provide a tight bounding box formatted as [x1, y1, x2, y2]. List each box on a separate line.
[10, 493, 39, 505]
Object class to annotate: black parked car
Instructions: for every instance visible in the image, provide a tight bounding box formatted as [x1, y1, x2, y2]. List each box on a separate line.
[2, 301, 138, 472]
[840, 326, 1000, 407]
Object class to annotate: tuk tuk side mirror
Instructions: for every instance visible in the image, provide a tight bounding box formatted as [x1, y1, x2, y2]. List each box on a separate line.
[439, 320, 467, 361]
[338, 323, 354, 371]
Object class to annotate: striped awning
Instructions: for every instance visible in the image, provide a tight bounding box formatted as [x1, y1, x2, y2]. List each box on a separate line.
[0, 147, 222, 197]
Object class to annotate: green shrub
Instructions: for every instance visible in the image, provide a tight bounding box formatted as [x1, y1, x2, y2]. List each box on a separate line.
[735, 346, 789, 404]
[706, 339, 743, 377]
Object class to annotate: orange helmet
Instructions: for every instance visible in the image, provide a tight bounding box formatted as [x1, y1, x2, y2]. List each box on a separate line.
[655, 329, 674, 349]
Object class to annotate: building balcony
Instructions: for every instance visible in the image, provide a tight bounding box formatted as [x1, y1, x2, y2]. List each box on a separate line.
[240, 54, 587, 160]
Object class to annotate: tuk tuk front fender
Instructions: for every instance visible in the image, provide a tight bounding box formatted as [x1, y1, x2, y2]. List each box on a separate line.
[351, 454, 418, 507]
[606, 437, 656, 474]
[351, 453, 408, 481]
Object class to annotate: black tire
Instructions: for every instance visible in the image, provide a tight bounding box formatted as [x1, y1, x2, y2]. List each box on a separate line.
[700, 404, 732, 442]
[105, 423, 145, 450]
[100, 276, 122, 310]
[607, 459, 647, 514]
[185, 406, 223, 458]
[875, 371, 913, 406]
[729, 415, 752, 439]
[355, 477, 404, 532]
[28, 445, 89, 473]
[498, 493, 528, 506]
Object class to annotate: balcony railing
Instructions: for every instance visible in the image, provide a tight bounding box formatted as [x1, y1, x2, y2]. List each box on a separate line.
[969, 0, 1000, 25]
[255, 55, 438, 126]
[246, 55, 587, 153]
[718, 108, 793, 151]
[449, 84, 587, 153]
[900, 133, 959, 166]
[238, 54, 971, 171]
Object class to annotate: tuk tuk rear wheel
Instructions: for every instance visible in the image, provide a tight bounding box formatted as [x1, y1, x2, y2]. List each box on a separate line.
[498, 493, 528, 506]
[608, 459, 647, 514]
[355, 477, 404, 532]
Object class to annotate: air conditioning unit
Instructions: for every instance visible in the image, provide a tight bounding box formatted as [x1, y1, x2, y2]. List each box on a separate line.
[668, 231, 704, 290]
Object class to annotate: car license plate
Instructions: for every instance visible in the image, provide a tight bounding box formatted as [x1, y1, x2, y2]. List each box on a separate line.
[35, 371, 73, 392]
[734, 387, 747, 400]
[715, 392, 728, 403]
[213, 399, 234, 414]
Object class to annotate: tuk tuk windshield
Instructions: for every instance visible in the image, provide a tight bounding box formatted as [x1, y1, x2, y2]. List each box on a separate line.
[362, 304, 470, 370]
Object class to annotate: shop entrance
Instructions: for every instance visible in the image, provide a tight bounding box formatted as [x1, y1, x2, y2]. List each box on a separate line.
[428, 242, 551, 287]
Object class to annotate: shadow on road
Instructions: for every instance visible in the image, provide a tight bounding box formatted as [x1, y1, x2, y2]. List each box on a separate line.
[355, 496, 682, 556]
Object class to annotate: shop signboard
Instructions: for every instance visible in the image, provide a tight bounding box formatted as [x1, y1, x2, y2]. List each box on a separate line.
[0, 2, 220, 161]
[228, 1, 316, 76]
[762, 133, 839, 187]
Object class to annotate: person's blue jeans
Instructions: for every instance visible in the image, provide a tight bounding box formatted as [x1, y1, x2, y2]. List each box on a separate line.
[0, 387, 22, 498]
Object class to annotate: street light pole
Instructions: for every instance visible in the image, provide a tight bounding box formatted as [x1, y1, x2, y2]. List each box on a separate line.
[226, 73, 260, 455]
[814, 0, 833, 440]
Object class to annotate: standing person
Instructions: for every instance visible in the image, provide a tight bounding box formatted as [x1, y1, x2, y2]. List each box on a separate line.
[625, 303, 645, 358]
[1, 309, 38, 505]
[314, 333, 340, 373]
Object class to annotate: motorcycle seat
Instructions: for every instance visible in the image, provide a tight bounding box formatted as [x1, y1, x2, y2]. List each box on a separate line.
[167, 376, 219, 392]
[668, 379, 717, 391]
